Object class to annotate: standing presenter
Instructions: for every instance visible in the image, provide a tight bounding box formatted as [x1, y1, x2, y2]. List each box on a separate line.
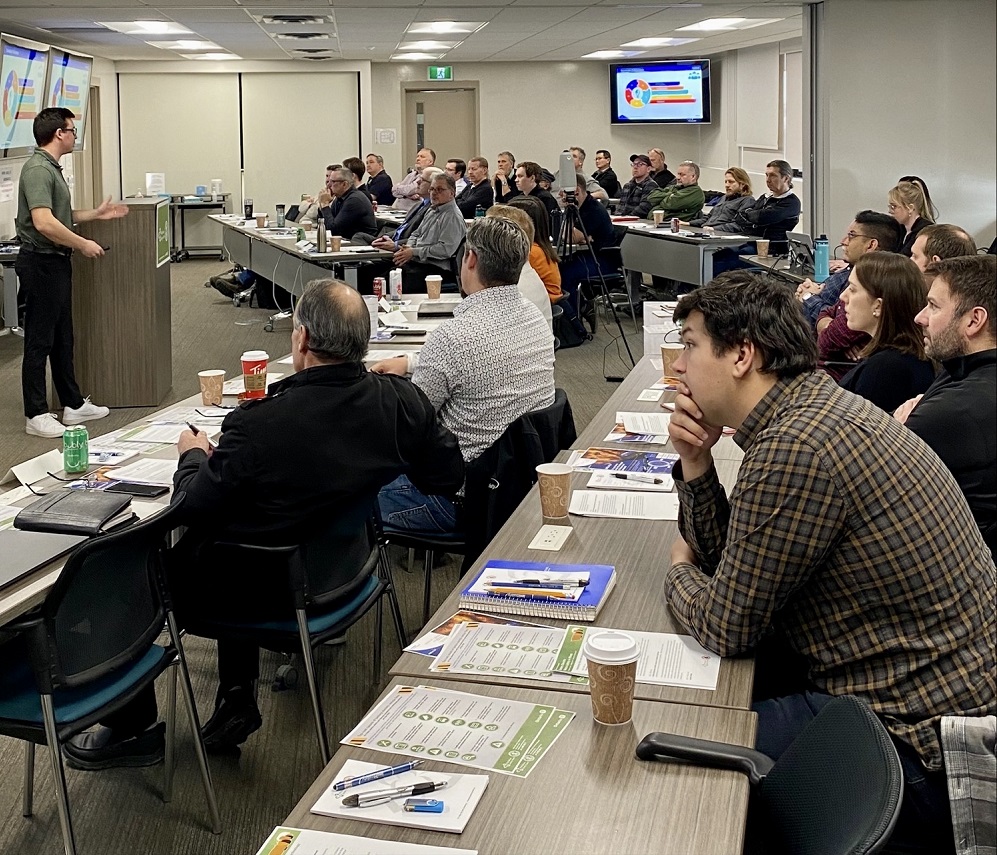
[16, 107, 128, 438]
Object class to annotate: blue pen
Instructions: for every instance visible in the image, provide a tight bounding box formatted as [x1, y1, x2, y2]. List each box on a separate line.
[333, 760, 424, 792]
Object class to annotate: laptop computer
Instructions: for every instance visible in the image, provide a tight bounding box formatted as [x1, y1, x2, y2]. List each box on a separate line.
[787, 232, 815, 275]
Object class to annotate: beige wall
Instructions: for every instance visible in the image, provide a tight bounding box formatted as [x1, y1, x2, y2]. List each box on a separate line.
[822, 0, 996, 242]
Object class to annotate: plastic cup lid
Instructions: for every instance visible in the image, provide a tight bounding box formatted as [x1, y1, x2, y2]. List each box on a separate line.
[536, 463, 573, 477]
[241, 350, 269, 361]
[582, 630, 640, 665]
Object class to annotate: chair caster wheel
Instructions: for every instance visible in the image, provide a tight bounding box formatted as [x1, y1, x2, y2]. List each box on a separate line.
[264, 322, 274, 333]
[272, 664, 297, 691]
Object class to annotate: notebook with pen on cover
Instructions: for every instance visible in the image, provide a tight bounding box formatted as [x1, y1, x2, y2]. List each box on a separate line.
[459, 560, 616, 622]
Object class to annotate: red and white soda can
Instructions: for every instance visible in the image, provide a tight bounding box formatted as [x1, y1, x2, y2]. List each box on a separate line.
[373, 277, 385, 300]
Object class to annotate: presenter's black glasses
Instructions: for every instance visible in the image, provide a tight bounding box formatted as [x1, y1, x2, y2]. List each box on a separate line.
[60, 126, 78, 137]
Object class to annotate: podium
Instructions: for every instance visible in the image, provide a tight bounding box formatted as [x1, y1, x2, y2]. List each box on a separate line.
[72, 198, 172, 407]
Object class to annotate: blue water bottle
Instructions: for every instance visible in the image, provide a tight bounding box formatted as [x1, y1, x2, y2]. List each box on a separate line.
[814, 234, 829, 283]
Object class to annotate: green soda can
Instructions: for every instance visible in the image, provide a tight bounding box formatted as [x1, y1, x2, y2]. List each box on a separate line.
[63, 425, 89, 474]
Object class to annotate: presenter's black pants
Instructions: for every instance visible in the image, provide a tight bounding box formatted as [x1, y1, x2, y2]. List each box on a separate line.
[16, 249, 85, 418]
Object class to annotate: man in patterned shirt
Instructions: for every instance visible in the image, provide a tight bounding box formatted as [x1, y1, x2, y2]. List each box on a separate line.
[664, 271, 994, 853]
[373, 216, 555, 533]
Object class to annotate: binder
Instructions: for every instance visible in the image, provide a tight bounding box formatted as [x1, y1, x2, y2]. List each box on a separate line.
[14, 490, 134, 536]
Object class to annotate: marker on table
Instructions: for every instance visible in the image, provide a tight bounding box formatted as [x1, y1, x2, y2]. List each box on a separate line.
[333, 759, 424, 792]
[613, 472, 664, 485]
[483, 587, 574, 598]
[500, 578, 589, 589]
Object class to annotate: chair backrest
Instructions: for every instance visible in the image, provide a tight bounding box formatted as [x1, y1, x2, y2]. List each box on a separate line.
[760, 696, 904, 855]
[29, 499, 186, 693]
[203, 502, 379, 613]
[461, 388, 577, 568]
[448, 235, 467, 286]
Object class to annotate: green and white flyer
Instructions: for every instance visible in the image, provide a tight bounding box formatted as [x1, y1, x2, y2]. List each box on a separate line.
[341, 684, 575, 778]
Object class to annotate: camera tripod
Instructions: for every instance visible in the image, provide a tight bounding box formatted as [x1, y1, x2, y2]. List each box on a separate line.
[557, 195, 635, 378]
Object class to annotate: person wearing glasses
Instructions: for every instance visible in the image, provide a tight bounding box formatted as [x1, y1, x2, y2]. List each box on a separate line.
[795, 210, 903, 329]
[16, 107, 128, 438]
[316, 167, 376, 238]
[813, 213, 905, 380]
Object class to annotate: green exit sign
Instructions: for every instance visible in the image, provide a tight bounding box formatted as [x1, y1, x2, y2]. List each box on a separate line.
[428, 66, 453, 80]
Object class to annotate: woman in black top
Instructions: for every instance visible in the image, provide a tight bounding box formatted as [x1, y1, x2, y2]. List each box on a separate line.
[838, 252, 935, 412]
[889, 181, 935, 256]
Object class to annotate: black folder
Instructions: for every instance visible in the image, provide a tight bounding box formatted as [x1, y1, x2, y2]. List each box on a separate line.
[13, 490, 134, 537]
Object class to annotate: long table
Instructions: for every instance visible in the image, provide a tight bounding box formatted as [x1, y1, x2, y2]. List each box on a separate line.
[213, 215, 393, 294]
[620, 224, 751, 288]
[282, 678, 756, 855]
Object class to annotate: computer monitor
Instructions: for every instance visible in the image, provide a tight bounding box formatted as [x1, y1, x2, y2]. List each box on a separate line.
[787, 232, 815, 274]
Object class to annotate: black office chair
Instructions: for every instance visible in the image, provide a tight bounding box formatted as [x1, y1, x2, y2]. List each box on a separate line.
[180, 505, 405, 766]
[444, 236, 467, 292]
[0, 498, 221, 855]
[380, 389, 577, 625]
[579, 245, 640, 333]
[551, 302, 564, 351]
[636, 695, 904, 855]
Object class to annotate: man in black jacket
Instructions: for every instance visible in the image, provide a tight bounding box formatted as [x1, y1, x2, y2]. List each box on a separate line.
[62, 281, 464, 768]
[897, 254, 996, 556]
[317, 167, 377, 238]
[455, 156, 495, 217]
[591, 149, 620, 198]
[732, 159, 801, 254]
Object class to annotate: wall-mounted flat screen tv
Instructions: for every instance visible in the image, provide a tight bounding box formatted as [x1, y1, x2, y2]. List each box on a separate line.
[0, 34, 50, 154]
[46, 48, 93, 151]
[610, 59, 711, 125]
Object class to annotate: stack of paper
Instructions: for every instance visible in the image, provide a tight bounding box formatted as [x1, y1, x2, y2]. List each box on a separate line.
[256, 828, 477, 855]
[569, 490, 679, 520]
[108, 458, 178, 487]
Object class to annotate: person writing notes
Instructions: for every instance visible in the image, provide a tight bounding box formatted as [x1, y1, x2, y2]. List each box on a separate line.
[662, 271, 994, 855]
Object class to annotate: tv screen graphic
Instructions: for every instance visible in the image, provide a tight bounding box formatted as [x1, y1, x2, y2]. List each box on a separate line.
[46, 49, 93, 150]
[0, 35, 50, 153]
[610, 60, 712, 125]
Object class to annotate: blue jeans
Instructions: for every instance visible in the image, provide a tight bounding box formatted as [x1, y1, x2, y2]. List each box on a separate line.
[377, 475, 460, 536]
[752, 691, 954, 855]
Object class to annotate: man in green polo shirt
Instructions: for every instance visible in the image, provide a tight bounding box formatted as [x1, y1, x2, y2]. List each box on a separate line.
[16, 107, 128, 438]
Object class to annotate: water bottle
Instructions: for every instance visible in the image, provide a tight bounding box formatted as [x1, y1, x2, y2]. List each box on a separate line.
[474, 205, 485, 219]
[814, 234, 830, 283]
[317, 219, 327, 253]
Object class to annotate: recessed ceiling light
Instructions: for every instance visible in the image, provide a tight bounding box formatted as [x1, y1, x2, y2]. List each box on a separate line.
[621, 37, 700, 47]
[391, 52, 444, 61]
[677, 18, 746, 31]
[146, 40, 220, 51]
[582, 50, 645, 59]
[733, 19, 784, 29]
[396, 41, 458, 51]
[100, 21, 193, 36]
[406, 22, 485, 35]
[181, 52, 240, 61]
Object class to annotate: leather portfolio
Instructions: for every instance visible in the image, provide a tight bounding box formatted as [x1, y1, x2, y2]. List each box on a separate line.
[13, 490, 134, 536]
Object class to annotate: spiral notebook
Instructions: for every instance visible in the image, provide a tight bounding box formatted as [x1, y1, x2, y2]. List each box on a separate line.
[458, 560, 616, 622]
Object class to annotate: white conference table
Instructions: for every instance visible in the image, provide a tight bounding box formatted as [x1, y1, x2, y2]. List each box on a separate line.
[618, 221, 752, 288]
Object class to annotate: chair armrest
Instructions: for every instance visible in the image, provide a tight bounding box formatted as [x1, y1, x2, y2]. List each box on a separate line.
[636, 731, 774, 787]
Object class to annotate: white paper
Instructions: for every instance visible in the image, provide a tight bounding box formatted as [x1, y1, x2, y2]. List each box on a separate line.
[150, 405, 230, 424]
[118, 423, 218, 445]
[0, 503, 20, 530]
[404, 611, 551, 658]
[621, 412, 671, 435]
[637, 389, 663, 402]
[276, 355, 294, 364]
[0, 165, 14, 203]
[91, 428, 167, 454]
[222, 372, 283, 394]
[256, 827, 476, 855]
[311, 760, 488, 834]
[585, 471, 673, 492]
[87, 448, 139, 466]
[569, 490, 679, 520]
[341, 684, 574, 778]
[3, 449, 64, 486]
[0, 485, 34, 504]
[109, 458, 178, 487]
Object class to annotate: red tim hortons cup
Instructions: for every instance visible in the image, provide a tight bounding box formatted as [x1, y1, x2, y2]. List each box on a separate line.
[241, 350, 269, 399]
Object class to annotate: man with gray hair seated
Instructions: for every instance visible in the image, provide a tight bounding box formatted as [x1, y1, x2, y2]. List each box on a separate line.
[646, 161, 705, 222]
[62, 279, 464, 764]
[316, 167, 377, 238]
[372, 216, 556, 534]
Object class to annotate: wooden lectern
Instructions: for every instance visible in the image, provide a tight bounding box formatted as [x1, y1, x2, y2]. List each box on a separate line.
[72, 198, 172, 407]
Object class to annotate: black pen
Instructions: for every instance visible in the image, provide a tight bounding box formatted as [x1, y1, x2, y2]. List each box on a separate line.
[342, 780, 448, 808]
[185, 421, 218, 448]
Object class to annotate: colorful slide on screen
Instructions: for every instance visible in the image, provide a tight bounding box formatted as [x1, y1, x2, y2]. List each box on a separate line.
[0, 40, 49, 151]
[614, 63, 707, 123]
[47, 50, 92, 148]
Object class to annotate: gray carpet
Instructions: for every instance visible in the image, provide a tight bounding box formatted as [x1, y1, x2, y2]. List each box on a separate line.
[0, 260, 644, 855]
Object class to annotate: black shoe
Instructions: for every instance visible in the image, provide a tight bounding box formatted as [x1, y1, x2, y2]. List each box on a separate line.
[201, 686, 262, 753]
[63, 722, 165, 771]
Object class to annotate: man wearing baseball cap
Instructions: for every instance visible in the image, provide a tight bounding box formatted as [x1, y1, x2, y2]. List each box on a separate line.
[617, 154, 658, 219]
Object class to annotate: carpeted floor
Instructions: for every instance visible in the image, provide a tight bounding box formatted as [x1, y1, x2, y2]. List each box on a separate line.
[0, 259, 645, 855]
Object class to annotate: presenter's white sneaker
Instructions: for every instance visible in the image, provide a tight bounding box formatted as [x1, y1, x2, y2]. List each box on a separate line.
[63, 398, 110, 425]
[26, 413, 66, 438]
